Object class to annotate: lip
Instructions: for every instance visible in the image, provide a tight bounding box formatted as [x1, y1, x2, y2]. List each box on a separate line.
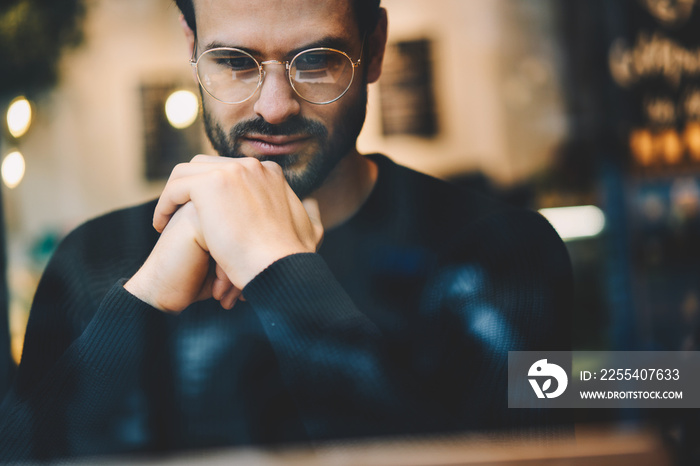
[242, 134, 312, 156]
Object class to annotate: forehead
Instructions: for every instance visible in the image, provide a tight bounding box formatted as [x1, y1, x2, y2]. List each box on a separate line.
[192, 0, 358, 52]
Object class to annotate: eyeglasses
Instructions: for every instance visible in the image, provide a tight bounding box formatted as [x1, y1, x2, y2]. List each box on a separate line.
[190, 39, 363, 105]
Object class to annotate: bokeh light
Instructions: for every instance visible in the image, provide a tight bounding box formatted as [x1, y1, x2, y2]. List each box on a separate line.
[684, 122, 700, 161]
[7, 96, 32, 138]
[2, 151, 26, 189]
[165, 90, 199, 129]
[630, 129, 655, 166]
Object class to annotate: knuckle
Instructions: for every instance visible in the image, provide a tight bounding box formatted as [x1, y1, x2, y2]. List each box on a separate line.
[209, 169, 229, 186]
[222, 162, 244, 179]
[241, 157, 263, 172]
[190, 153, 209, 163]
[178, 201, 197, 216]
[261, 160, 283, 175]
[239, 156, 258, 165]
[168, 163, 187, 182]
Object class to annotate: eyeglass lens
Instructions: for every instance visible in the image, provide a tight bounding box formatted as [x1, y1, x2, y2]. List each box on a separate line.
[197, 48, 354, 104]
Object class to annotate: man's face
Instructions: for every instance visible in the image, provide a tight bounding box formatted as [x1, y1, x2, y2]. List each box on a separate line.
[191, 0, 371, 198]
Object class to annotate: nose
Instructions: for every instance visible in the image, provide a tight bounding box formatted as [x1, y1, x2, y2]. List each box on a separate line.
[252, 62, 301, 125]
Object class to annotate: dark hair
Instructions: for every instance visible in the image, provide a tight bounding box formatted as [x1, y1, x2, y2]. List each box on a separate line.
[174, 0, 381, 37]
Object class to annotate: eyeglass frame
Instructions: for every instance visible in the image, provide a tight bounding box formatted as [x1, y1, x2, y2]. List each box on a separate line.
[189, 36, 365, 105]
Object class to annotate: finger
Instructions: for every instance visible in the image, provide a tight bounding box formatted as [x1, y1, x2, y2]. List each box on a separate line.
[190, 154, 262, 166]
[168, 158, 231, 182]
[211, 263, 233, 300]
[220, 286, 242, 310]
[194, 266, 218, 304]
[169, 155, 260, 184]
[190, 153, 225, 163]
[153, 176, 206, 232]
[211, 276, 232, 301]
[155, 159, 263, 232]
[156, 158, 248, 231]
[215, 262, 229, 281]
[260, 160, 285, 177]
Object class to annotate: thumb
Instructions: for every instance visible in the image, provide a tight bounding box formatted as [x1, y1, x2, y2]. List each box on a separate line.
[301, 197, 324, 250]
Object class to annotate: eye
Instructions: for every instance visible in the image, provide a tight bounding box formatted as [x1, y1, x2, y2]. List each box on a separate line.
[294, 51, 330, 71]
[222, 56, 257, 71]
[209, 51, 258, 72]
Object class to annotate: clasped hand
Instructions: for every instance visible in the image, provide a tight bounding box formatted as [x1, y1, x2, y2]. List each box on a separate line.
[124, 155, 324, 313]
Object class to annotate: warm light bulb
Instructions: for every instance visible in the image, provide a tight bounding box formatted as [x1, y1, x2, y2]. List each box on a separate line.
[2, 151, 26, 189]
[165, 90, 199, 129]
[7, 97, 32, 138]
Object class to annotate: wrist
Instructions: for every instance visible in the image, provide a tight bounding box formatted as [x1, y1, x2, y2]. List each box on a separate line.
[225, 247, 311, 289]
[124, 271, 161, 310]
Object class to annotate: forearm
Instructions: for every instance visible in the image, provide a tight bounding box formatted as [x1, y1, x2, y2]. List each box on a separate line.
[0, 281, 159, 461]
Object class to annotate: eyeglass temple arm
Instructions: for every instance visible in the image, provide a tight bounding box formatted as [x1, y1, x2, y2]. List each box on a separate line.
[189, 34, 198, 65]
[354, 33, 367, 67]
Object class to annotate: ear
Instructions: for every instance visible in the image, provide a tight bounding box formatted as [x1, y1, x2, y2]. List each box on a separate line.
[365, 8, 388, 84]
[180, 14, 198, 83]
[180, 14, 195, 55]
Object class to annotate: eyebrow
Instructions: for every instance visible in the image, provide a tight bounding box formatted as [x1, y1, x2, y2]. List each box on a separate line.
[202, 35, 354, 59]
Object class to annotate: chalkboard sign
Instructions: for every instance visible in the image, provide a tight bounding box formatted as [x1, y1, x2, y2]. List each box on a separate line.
[609, 0, 700, 171]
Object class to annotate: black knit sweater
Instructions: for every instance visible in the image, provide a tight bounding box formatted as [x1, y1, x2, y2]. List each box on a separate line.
[0, 154, 572, 461]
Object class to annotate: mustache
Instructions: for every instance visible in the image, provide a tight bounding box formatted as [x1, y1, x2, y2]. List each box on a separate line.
[231, 116, 328, 139]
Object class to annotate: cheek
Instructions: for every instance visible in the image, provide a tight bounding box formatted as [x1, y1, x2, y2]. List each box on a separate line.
[310, 107, 338, 129]
[203, 93, 253, 123]
[324, 85, 366, 131]
[310, 88, 363, 134]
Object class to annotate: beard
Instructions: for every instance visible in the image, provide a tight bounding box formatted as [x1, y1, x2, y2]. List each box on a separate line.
[201, 85, 368, 199]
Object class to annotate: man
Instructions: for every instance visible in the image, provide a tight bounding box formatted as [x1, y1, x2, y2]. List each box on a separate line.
[0, 0, 572, 461]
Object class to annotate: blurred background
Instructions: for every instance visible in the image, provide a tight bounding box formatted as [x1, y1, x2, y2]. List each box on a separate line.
[1, 0, 699, 463]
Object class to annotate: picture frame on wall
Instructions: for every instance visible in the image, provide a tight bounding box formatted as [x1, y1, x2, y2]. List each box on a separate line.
[379, 38, 438, 137]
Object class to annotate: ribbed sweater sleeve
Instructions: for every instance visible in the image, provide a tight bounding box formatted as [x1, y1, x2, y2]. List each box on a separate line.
[0, 282, 160, 462]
